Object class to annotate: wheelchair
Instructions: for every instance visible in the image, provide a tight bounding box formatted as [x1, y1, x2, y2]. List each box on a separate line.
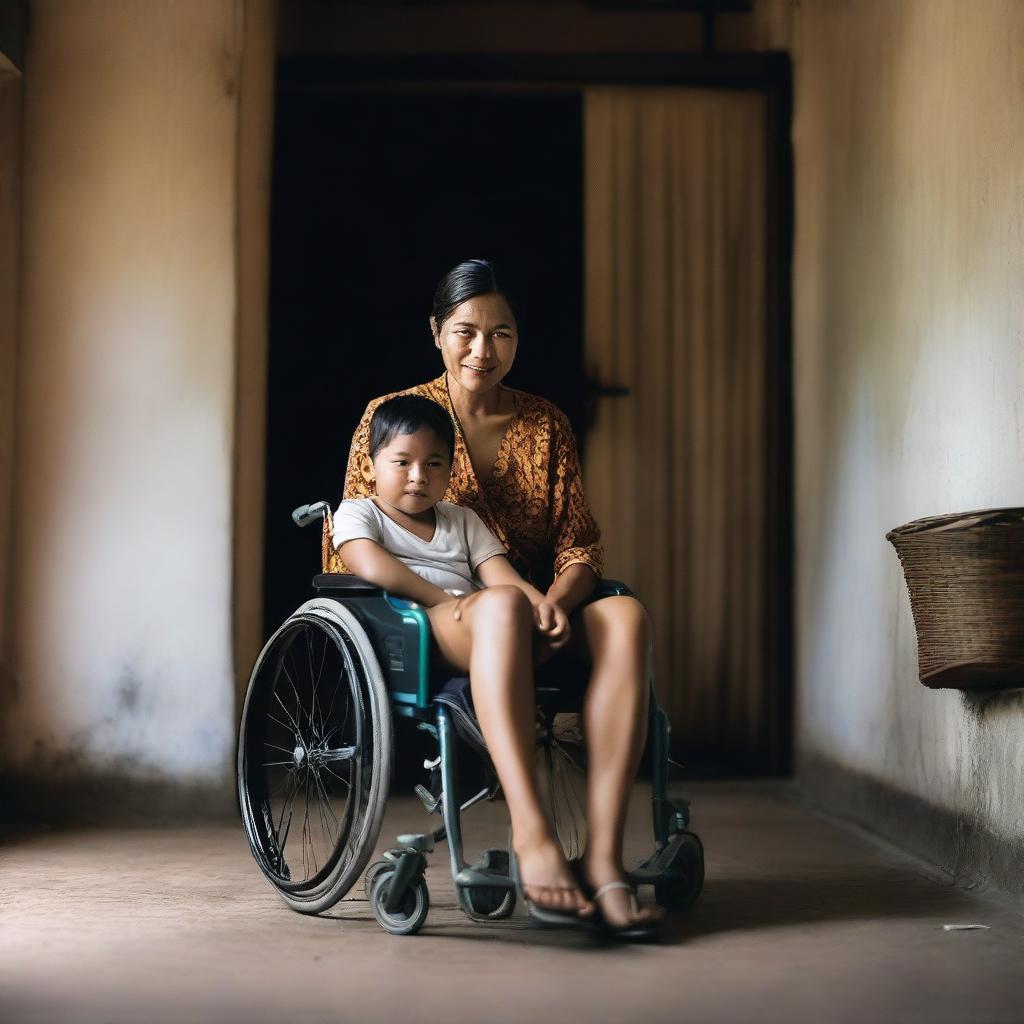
[236, 501, 704, 935]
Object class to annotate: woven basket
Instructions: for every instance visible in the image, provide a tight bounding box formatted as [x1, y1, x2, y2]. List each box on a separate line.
[887, 507, 1024, 690]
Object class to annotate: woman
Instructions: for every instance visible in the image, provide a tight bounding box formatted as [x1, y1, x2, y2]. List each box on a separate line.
[331, 260, 660, 936]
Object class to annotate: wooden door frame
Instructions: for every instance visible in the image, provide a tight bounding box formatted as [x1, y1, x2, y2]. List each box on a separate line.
[277, 52, 794, 775]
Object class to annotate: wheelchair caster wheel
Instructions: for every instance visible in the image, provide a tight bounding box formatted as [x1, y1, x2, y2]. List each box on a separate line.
[655, 831, 704, 910]
[364, 858, 391, 896]
[370, 868, 430, 936]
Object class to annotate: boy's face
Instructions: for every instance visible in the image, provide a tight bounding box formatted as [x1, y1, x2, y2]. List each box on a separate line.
[372, 427, 452, 518]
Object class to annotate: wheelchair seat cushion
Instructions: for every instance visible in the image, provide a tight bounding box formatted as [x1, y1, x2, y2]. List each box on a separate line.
[433, 677, 488, 757]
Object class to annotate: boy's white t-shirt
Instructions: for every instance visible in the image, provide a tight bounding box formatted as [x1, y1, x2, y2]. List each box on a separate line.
[331, 498, 506, 593]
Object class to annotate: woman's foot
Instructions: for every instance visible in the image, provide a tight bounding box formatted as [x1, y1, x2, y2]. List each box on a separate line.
[582, 854, 664, 934]
[514, 836, 595, 919]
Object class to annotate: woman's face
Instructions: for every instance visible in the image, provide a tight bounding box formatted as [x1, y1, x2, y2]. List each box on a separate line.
[432, 292, 518, 396]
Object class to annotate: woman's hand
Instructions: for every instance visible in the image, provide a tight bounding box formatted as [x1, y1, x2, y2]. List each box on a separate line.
[533, 599, 571, 650]
[476, 555, 571, 648]
[545, 563, 598, 617]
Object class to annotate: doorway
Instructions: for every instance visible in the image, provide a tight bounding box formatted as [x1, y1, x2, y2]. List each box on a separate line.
[265, 57, 792, 776]
[264, 91, 586, 636]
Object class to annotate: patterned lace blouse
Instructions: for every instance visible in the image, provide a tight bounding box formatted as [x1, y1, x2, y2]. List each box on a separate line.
[323, 373, 603, 586]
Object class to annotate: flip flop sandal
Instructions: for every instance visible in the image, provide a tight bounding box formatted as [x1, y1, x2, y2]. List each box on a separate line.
[511, 853, 596, 931]
[592, 881, 663, 943]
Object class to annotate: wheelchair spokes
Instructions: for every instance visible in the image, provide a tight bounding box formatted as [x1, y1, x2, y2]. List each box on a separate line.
[537, 713, 589, 863]
[241, 614, 370, 894]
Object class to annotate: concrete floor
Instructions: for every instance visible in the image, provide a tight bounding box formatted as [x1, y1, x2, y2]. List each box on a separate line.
[1, 782, 1022, 1024]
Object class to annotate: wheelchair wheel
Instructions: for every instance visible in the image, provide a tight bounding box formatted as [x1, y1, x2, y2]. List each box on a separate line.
[655, 831, 704, 910]
[238, 598, 392, 915]
[537, 713, 588, 862]
[370, 868, 430, 936]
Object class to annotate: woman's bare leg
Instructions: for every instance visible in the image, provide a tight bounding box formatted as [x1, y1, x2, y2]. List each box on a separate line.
[578, 595, 663, 927]
[428, 586, 593, 916]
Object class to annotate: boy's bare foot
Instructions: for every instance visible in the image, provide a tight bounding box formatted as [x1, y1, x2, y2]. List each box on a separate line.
[514, 837, 595, 917]
[582, 854, 664, 931]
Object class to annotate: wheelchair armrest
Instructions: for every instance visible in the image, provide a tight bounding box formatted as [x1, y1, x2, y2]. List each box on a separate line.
[313, 573, 385, 595]
[316, 573, 632, 602]
[312, 575, 425, 611]
[594, 579, 633, 598]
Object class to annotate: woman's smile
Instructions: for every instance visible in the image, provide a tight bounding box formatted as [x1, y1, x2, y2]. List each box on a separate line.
[434, 293, 518, 399]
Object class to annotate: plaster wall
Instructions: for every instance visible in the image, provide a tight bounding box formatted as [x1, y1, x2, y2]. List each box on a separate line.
[3, 0, 272, 809]
[0, 64, 20, 685]
[793, 0, 1024, 884]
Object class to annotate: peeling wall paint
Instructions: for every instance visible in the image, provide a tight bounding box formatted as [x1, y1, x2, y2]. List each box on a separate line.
[793, 0, 1024, 868]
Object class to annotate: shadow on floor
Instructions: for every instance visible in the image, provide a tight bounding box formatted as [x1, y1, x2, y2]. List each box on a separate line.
[667, 870, 974, 942]
[318, 861, 970, 950]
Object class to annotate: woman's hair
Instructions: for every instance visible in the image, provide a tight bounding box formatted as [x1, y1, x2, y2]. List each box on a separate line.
[431, 258, 518, 331]
[369, 395, 456, 461]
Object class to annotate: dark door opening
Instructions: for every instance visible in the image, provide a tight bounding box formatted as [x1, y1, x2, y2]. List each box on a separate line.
[264, 55, 794, 779]
[264, 91, 585, 637]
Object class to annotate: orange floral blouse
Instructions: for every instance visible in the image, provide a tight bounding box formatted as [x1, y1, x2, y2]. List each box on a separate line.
[323, 373, 603, 586]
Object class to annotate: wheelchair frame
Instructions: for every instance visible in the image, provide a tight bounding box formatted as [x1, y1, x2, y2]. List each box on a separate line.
[237, 503, 704, 935]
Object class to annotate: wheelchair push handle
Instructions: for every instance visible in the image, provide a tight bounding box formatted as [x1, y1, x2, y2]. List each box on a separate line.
[291, 501, 331, 528]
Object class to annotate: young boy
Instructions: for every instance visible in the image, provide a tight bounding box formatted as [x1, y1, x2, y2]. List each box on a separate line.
[331, 394, 570, 647]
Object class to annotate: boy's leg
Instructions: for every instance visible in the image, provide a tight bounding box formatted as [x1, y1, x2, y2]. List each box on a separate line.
[428, 586, 593, 916]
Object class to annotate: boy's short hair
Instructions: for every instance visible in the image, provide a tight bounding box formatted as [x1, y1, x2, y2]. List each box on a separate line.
[369, 395, 456, 461]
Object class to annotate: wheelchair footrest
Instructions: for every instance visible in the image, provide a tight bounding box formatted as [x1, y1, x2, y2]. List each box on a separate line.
[455, 848, 514, 892]
[456, 850, 518, 921]
[456, 843, 516, 892]
[629, 827, 697, 885]
[455, 866, 515, 892]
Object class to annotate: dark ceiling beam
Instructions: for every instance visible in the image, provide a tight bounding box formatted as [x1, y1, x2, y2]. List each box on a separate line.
[586, 0, 749, 8]
[278, 50, 787, 93]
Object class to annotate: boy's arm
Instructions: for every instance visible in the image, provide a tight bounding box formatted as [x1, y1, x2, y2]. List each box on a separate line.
[339, 539, 451, 608]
